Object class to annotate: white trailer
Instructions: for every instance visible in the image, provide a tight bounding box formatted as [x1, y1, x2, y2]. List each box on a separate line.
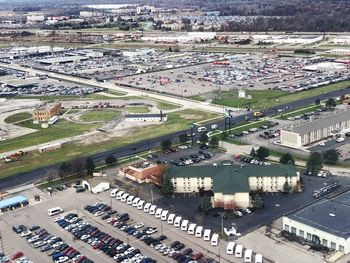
[235, 244, 243, 257]
[203, 229, 211, 241]
[155, 208, 163, 218]
[110, 189, 118, 197]
[244, 249, 253, 263]
[143, 203, 151, 212]
[211, 233, 219, 246]
[174, 216, 182, 227]
[188, 223, 197, 235]
[126, 195, 134, 205]
[138, 200, 145, 210]
[167, 214, 176, 224]
[132, 197, 140, 207]
[121, 193, 129, 202]
[116, 191, 124, 200]
[161, 210, 169, 221]
[149, 205, 157, 215]
[181, 219, 189, 231]
[226, 242, 235, 255]
[195, 226, 203, 238]
[255, 254, 263, 263]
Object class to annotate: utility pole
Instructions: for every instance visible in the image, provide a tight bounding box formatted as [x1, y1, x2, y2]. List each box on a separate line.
[0, 231, 4, 255]
[151, 188, 154, 204]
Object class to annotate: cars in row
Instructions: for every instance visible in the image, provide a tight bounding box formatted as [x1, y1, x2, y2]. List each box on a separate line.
[313, 180, 341, 198]
[240, 156, 271, 166]
[169, 150, 214, 166]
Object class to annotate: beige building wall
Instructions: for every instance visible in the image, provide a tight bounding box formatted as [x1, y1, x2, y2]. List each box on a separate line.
[212, 192, 250, 209]
[171, 177, 213, 193]
[249, 173, 299, 192]
[280, 130, 302, 148]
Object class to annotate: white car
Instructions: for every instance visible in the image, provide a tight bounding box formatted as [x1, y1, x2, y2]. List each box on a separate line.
[93, 211, 104, 217]
[146, 228, 157, 234]
[134, 222, 144, 229]
[54, 256, 69, 263]
[20, 230, 32, 237]
[242, 208, 251, 214]
[53, 216, 64, 222]
[234, 210, 243, 217]
[336, 137, 345, 143]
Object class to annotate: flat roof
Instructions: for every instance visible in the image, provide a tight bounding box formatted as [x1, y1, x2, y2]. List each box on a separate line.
[287, 190, 350, 238]
[125, 114, 166, 118]
[37, 55, 88, 64]
[0, 78, 39, 88]
[168, 164, 297, 194]
[288, 109, 350, 136]
[0, 195, 28, 209]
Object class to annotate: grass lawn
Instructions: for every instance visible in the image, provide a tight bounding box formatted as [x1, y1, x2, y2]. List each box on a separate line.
[212, 80, 350, 109]
[0, 109, 218, 179]
[4, 112, 32, 124]
[0, 119, 101, 154]
[156, 101, 180, 110]
[80, 110, 121, 122]
[105, 90, 127, 96]
[124, 106, 150, 113]
[279, 105, 322, 120]
[189, 95, 206, 102]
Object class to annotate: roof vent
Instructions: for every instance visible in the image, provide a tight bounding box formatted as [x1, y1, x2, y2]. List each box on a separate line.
[329, 213, 336, 217]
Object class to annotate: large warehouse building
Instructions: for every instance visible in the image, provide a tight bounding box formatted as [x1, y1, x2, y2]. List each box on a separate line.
[283, 190, 350, 254]
[280, 109, 350, 148]
[167, 164, 300, 209]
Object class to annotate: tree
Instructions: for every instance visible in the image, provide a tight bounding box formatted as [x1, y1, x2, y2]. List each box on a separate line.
[315, 98, 321, 105]
[161, 175, 174, 194]
[323, 149, 339, 165]
[283, 181, 292, 193]
[325, 98, 337, 108]
[70, 157, 85, 176]
[105, 155, 117, 166]
[59, 162, 71, 178]
[179, 133, 188, 144]
[161, 139, 172, 151]
[279, 153, 295, 165]
[85, 157, 95, 175]
[209, 136, 220, 148]
[249, 148, 256, 157]
[256, 146, 270, 161]
[202, 196, 213, 214]
[306, 152, 323, 175]
[251, 194, 264, 209]
[199, 132, 209, 146]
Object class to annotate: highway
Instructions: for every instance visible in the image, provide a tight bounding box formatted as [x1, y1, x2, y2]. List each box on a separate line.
[0, 84, 349, 191]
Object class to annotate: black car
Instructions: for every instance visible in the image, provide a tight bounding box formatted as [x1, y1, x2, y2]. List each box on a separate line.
[183, 248, 193, 255]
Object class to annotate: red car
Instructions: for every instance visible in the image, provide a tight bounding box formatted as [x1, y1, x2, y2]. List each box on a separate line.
[192, 252, 203, 260]
[75, 256, 87, 263]
[11, 251, 24, 260]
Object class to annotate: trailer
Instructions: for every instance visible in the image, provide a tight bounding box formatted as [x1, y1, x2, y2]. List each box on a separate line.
[161, 210, 169, 221]
[149, 205, 157, 215]
[211, 233, 219, 246]
[137, 200, 145, 210]
[126, 195, 134, 205]
[244, 249, 253, 263]
[188, 223, 197, 235]
[167, 214, 176, 224]
[226, 242, 235, 255]
[255, 254, 263, 263]
[116, 191, 124, 200]
[155, 208, 163, 218]
[181, 219, 189, 231]
[203, 229, 211, 241]
[195, 226, 203, 238]
[174, 216, 182, 227]
[143, 203, 151, 212]
[132, 197, 140, 207]
[235, 244, 243, 257]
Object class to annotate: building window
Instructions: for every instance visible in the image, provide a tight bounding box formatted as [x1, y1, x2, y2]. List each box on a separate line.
[307, 233, 312, 240]
[331, 242, 336, 250]
[339, 245, 344, 252]
[299, 230, 304, 237]
[291, 227, 296, 234]
[284, 224, 289, 232]
[322, 239, 327, 247]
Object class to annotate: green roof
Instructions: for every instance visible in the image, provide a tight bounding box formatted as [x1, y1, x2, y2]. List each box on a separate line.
[167, 164, 297, 194]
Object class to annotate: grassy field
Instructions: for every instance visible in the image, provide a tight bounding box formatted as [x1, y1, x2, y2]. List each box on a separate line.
[124, 106, 150, 113]
[156, 101, 180, 110]
[213, 80, 350, 109]
[279, 105, 322, 120]
[0, 119, 101, 154]
[0, 109, 218, 179]
[105, 90, 127, 96]
[4, 112, 32, 124]
[189, 95, 207, 102]
[79, 110, 121, 122]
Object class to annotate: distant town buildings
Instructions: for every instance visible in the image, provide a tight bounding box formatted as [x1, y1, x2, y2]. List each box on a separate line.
[32, 101, 62, 123]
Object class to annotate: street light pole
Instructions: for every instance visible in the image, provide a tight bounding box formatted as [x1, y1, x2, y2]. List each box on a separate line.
[151, 188, 154, 204]
[0, 231, 4, 255]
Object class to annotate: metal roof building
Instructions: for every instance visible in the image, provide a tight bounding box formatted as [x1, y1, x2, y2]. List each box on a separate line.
[37, 55, 88, 65]
[283, 190, 350, 254]
[0, 195, 28, 211]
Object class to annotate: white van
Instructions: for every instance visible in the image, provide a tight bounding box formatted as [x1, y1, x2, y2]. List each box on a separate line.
[195, 226, 203, 238]
[198, 126, 207, 132]
[138, 200, 145, 210]
[188, 223, 197, 235]
[48, 207, 63, 216]
[126, 195, 134, 205]
[235, 244, 243, 257]
[167, 213, 176, 224]
[155, 208, 163, 218]
[161, 210, 169, 221]
[174, 216, 182, 227]
[132, 197, 140, 207]
[255, 254, 263, 263]
[116, 191, 124, 200]
[181, 219, 189, 231]
[203, 229, 211, 241]
[110, 189, 119, 197]
[143, 203, 151, 212]
[244, 249, 253, 263]
[121, 193, 129, 202]
[211, 233, 219, 246]
[226, 242, 235, 255]
[149, 205, 157, 215]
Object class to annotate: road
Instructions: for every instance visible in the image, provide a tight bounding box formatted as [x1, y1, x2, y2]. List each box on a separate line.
[0, 61, 349, 191]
